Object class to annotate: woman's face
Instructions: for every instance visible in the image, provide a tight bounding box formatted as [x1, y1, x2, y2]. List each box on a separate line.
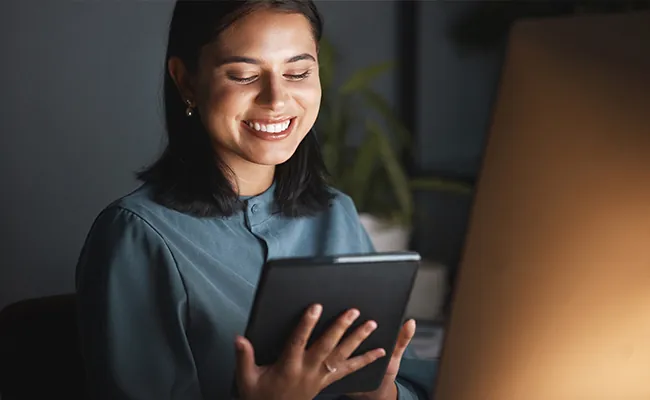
[188, 9, 321, 169]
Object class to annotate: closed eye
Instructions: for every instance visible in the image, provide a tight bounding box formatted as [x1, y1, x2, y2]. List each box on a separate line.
[229, 75, 258, 84]
[284, 70, 312, 81]
[228, 70, 312, 85]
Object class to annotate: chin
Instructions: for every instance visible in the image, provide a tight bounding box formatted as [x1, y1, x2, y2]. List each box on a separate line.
[243, 137, 306, 167]
[246, 150, 297, 166]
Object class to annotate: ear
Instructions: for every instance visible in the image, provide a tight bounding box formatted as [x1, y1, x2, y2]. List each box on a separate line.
[168, 56, 196, 106]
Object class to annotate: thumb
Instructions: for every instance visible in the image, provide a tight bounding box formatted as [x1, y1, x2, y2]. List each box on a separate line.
[234, 335, 258, 389]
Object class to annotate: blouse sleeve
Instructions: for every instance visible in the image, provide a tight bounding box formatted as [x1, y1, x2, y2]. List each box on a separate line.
[75, 206, 202, 400]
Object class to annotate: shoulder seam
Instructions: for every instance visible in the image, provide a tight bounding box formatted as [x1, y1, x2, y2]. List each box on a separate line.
[110, 205, 186, 287]
[334, 192, 361, 226]
[108, 205, 193, 326]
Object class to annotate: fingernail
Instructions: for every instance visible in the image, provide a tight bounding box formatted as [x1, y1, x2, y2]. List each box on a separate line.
[310, 304, 322, 316]
[234, 336, 244, 351]
[348, 309, 360, 321]
[367, 320, 377, 331]
[377, 348, 386, 357]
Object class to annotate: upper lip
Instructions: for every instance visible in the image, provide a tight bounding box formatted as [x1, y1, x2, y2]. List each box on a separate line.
[244, 117, 294, 124]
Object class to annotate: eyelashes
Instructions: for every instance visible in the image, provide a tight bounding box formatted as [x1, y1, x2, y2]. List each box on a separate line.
[285, 70, 312, 81]
[228, 70, 312, 84]
[228, 75, 257, 84]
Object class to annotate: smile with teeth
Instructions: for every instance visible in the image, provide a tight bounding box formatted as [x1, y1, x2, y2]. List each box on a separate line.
[244, 119, 292, 134]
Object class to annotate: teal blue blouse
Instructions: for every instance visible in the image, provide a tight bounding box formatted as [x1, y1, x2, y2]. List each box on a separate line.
[75, 183, 436, 399]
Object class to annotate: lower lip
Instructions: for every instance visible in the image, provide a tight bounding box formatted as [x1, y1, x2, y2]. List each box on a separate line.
[241, 118, 296, 141]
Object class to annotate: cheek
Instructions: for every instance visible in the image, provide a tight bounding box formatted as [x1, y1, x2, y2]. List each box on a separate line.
[196, 80, 253, 145]
[204, 83, 251, 119]
[295, 82, 322, 116]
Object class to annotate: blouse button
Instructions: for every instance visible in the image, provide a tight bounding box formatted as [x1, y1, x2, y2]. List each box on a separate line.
[250, 203, 259, 214]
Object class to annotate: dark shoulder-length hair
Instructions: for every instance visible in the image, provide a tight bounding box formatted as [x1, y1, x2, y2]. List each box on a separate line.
[137, 0, 333, 218]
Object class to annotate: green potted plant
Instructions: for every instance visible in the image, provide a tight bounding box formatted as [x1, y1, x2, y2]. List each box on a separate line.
[316, 38, 473, 251]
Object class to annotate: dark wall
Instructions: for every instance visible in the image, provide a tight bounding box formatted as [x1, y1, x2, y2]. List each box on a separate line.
[0, 1, 171, 309]
[409, 2, 504, 267]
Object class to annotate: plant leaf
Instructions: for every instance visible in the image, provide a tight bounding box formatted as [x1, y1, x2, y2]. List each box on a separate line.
[320, 103, 343, 180]
[340, 61, 394, 95]
[361, 88, 411, 150]
[318, 37, 336, 93]
[368, 120, 413, 225]
[343, 130, 379, 210]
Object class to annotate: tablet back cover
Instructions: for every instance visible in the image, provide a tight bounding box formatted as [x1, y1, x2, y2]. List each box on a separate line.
[245, 255, 419, 394]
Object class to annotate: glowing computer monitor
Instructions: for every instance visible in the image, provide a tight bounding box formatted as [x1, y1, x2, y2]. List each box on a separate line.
[433, 10, 650, 400]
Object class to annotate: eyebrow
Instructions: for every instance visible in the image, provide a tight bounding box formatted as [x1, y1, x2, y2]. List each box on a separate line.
[218, 53, 316, 66]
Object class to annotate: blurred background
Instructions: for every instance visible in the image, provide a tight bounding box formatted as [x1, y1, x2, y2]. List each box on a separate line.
[1, 0, 648, 362]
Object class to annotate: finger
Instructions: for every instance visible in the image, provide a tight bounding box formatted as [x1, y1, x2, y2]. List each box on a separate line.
[385, 319, 417, 376]
[234, 335, 258, 389]
[330, 320, 378, 362]
[308, 308, 360, 362]
[328, 347, 386, 383]
[391, 319, 416, 360]
[281, 303, 323, 364]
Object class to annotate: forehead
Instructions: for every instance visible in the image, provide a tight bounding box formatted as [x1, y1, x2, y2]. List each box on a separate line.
[212, 9, 317, 61]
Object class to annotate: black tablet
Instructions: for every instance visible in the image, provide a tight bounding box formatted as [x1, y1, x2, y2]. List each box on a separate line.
[243, 251, 421, 395]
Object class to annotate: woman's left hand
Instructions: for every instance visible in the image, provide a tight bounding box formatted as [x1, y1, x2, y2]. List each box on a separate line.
[345, 319, 417, 400]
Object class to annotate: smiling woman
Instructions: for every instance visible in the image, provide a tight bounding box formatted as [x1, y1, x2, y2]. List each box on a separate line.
[166, 8, 322, 194]
[74, 1, 435, 400]
[138, 0, 329, 217]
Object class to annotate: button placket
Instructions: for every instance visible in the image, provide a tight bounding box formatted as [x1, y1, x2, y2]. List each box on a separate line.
[247, 201, 269, 228]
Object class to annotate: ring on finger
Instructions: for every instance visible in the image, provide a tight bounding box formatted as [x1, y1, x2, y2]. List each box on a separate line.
[323, 360, 337, 374]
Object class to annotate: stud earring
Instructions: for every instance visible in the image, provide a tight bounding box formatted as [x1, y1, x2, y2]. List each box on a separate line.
[185, 99, 194, 117]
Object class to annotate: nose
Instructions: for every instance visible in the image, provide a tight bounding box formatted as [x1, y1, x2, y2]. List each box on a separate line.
[256, 75, 287, 111]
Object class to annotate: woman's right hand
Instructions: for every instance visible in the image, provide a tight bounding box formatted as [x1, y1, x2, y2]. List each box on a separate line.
[234, 304, 385, 400]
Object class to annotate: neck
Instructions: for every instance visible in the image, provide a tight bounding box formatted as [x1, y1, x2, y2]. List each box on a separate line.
[222, 156, 275, 197]
[236, 166, 275, 197]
